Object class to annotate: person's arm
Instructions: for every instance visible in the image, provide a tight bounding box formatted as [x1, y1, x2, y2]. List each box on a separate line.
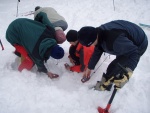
[34, 12, 54, 28]
[88, 47, 103, 70]
[83, 47, 103, 79]
[35, 59, 48, 73]
[35, 59, 59, 78]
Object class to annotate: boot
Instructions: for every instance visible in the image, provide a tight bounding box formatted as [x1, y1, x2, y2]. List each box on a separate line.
[94, 73, 113, 91]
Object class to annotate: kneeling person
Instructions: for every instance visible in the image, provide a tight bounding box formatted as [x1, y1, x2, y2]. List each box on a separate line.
[65, 30, 94, 82]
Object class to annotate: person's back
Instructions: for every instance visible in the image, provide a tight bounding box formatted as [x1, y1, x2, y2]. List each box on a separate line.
[6, 18, 55, 54]
[34, 7, 68, 31]
[100, 20, 147, 47]
[77, 20, 148, 88]
[6, 18, 64, 78]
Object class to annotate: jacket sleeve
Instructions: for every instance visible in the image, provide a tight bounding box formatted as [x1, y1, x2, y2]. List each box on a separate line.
[32, 56, 48, 73]
[34, 12, 54, 28]
[88, 46, 103, 70]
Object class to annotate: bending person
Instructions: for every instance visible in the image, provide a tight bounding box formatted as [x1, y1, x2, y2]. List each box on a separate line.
[6, 18, 64, 79]
[34, 6, 68, 44]
[78, 20, 148, 90]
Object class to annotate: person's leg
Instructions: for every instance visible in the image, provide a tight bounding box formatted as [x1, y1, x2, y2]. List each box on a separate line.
[105, 56, 128, 79]
[13, 44, 34, 71]
[95, 56, 128, 91]
[69, 46, 80, 65]
[18, 55, 34, 71]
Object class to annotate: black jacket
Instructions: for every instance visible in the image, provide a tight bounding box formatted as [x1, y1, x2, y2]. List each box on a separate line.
[88, 20, 148, 71]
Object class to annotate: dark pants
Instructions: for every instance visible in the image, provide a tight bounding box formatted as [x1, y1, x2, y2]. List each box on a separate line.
[69, 45, 80, 65]
[105, 38, 148, 80]
[105, 56, 128, 80]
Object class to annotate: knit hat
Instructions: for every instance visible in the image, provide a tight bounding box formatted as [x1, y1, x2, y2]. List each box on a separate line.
[35, 6, 41, 11]
[78, 26, 97, 47]
[55, 27, 66, 44]
[66, 30, 78, 42]
[50, 45, 64, 59]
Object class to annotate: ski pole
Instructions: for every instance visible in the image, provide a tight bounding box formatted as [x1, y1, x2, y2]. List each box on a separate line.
[139, 23, 150, 28]
[97, 87, 117, 113]
[92, 55, 110, 75]
[16, 0, 20, 17]
[113, 0, 115, 11]
[81, 54, 110, 83]
[0, 39, 4, 50]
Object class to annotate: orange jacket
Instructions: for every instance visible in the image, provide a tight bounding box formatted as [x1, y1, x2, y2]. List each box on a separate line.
[70, 43, 94, 72]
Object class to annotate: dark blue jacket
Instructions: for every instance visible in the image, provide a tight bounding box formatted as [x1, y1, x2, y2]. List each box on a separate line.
[88, 20, 148, 71]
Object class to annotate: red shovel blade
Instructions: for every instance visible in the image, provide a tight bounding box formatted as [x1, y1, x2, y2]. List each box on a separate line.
[97, 107, 109, 113]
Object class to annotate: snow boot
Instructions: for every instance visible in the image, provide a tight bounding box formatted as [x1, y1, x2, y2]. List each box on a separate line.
[94, 73, 113, 91]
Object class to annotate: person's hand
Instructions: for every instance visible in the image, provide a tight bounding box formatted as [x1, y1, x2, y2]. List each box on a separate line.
[114, 67, 133, 89]
[64, 63, 70, 70]
[68, 56, 75, 65]
[84, 68, 91, 78]
[47, 72, 59, 79]
[81, 68, 91, 83]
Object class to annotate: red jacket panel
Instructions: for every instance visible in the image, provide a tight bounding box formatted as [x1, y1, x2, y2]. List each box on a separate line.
[70, 43, 94, 72]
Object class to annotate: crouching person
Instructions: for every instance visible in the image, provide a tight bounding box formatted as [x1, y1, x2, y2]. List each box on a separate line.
[6, 18, 64, 79]
[34, 6, 68, 44]
[78, 20, 148, 90]
[64, 30, 94, 83]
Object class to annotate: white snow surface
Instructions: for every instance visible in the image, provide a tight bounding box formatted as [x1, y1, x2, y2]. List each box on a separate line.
[0, 0, 150, 113]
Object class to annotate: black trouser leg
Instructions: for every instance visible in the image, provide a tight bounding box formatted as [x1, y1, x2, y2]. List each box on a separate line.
[105, 56, 128, 79]
[69, 46, 80, 65]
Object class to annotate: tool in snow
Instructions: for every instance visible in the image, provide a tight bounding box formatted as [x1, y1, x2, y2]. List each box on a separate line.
[98, 87, 117, 113]
[139, 23, 150, 28]
[16, 0, 20, 17]
[97, 63, 129, 113]
[0, 39, 4, 50]
[23, 11, 34, 16]
[15, 11, 34, 17]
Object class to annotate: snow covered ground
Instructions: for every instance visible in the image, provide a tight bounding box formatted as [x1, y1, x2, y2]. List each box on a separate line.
[0, 0, 150, 113]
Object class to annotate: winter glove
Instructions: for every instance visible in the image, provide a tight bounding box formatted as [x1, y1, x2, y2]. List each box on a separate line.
[114, 67, 133, 89]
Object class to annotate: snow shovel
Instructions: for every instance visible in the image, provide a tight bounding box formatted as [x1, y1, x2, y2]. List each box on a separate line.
[97, 63, 128, 113]
[97, 87, 117, 113]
